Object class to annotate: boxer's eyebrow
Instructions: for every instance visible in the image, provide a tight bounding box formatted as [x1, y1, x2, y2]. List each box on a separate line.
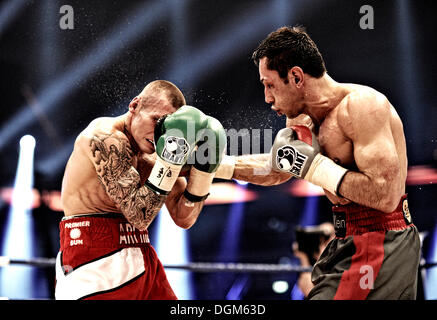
[260, 77, 265, 84]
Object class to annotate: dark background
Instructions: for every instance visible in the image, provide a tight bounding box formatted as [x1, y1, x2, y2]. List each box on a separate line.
[0, 0, 436, 300]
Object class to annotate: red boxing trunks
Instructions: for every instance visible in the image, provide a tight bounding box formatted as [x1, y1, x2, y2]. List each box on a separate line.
[55, 213, 177, 300]
[308, 195, 420, 300]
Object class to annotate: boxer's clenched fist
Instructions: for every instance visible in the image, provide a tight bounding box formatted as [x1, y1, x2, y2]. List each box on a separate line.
[184, 116, 227, 202]
[146, 105, 209, 195]
[271, 125, 348, 196]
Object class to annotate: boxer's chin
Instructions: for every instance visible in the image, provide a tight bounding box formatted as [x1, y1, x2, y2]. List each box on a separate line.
[143, 146, 155, 154]
[142, 139, 155, 154]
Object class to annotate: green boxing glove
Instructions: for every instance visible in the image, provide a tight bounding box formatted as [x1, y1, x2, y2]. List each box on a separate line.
[184, 116, 227, 202]
[145, 105, 209, 195]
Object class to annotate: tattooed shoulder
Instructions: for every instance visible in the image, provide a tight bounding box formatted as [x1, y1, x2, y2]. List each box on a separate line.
[87, 131, 167, 230]
[89, 132, 139, 200]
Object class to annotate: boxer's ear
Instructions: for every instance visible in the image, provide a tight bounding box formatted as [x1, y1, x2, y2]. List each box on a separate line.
[288, 66, 304, 88]
[128, 96, 140, 113]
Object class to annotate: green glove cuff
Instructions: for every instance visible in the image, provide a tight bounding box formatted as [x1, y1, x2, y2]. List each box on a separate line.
[186, 167, 215, 197]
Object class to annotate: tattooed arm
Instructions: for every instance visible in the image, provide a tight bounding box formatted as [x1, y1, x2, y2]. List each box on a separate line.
[139, 153, 205, 229]
[89, 131, 166, 231]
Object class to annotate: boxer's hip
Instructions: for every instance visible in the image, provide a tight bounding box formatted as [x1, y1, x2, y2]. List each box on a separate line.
[60, 212, 149, 246]
[58, 212, 150, 269]
[331, 194, 413, 238]
[308, 195, 420, 300]
[55, 213, 175, 300]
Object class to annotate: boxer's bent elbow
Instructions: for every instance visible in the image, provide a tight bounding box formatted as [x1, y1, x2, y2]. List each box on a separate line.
[171, 214, 197, 229]
[169, 203, 201, 230]
[377, 202, 398, 214]
[375, 167, 402, 213]
[378, 195, 401, 213]
[174, 220, 195, 230]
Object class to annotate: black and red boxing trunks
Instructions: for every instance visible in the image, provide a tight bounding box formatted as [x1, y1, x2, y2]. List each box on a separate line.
[55, 212, 177, 300]
[308, 195, 420, 300]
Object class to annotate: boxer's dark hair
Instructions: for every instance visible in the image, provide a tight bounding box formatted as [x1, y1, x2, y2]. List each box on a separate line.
[252, 26, 326, 82]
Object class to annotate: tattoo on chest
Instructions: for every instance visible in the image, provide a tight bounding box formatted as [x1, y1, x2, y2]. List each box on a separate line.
[89, 133, 165, 229]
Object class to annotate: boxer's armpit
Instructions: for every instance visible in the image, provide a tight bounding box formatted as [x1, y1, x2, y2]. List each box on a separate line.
[89, 132, 165, 230]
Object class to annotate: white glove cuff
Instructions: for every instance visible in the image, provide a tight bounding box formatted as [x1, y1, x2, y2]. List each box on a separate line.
[304, 154, 348, 196]
[147, 157, 182, 192]
[213, 155, 236, 180]
[186, 167, 215, 197]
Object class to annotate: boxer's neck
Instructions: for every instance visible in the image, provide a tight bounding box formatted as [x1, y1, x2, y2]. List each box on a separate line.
[302, 73, 348, 125]
[121, 114, 140, 155]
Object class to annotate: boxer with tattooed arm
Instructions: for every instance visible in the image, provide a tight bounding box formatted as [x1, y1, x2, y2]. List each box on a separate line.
[56, 80, 226, 300]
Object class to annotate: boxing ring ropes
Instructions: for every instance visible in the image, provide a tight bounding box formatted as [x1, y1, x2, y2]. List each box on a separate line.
[1, 255, 436, 300]
[0, 254, 436, 301]
[1, 168, 436, 298]
[0, 256, 313, 273]
[1, 255, 436, 272]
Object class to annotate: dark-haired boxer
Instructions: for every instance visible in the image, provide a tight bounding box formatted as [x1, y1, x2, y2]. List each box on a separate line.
[56, 80, 226, 300]
[215, 26, 420, 300]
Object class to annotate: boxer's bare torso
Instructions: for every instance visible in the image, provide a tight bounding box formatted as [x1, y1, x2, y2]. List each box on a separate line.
[61, 116, 155, 216]
[60, 81, 208, 231]
[60, 114, 198, 231]
[313, 83, 407, 207]
[233, 83, 407, 212]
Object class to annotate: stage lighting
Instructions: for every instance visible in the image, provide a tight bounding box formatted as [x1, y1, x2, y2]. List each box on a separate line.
[235, 180, 248, 186]
[272, 280, 289, 294]
[19, 135, 36, 150]
[0, 0, 27, 36]
[425, 225, 437, 300]
[154, 205, 193, 299]
[0, 135, 41, 299]
[0, 0, 170, 151]
[165, 1, 280, 89]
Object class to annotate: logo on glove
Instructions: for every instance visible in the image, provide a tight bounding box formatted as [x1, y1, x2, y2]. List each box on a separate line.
[276, 145, 308, 177]
[161, 136, 190, 165]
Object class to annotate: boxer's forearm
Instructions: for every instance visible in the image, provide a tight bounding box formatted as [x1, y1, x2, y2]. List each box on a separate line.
[168, 193, 203, 229]
[337, 169, 402, 213]
[101, 165, 168, 231]
[232, 153, 292, 186]
[90, 133, 167, 231]
[119, 185, 167, 231]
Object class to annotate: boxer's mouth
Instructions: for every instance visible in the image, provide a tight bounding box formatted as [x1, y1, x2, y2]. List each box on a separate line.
[145, 138, 155, 149]
[271, 105, 283, 116]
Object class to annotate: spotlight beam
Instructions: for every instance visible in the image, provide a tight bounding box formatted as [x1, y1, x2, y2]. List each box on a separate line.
[396, 0, 421, 161]
[0, 0, 170, 150]
[26, 0, 295, 172]
[165, 1, 285, 90]
[0, 0, 28, 36]
[0, 135, 37, 299]
[154, 205, 193, 299]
